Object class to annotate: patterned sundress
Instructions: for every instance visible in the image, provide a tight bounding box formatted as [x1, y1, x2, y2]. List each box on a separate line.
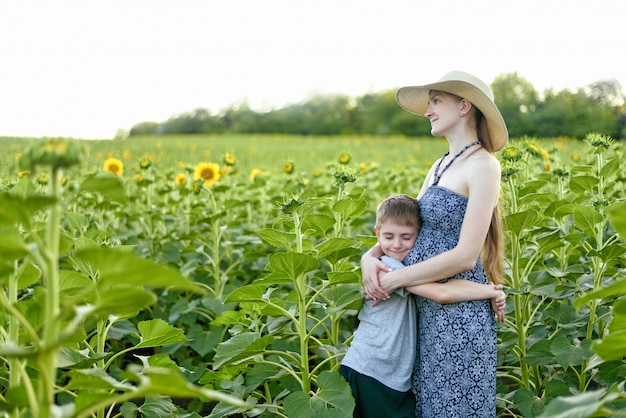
[404, 185, 497, 417]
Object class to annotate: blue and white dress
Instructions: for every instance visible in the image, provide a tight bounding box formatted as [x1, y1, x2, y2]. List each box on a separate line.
[404, 185, 497, 418]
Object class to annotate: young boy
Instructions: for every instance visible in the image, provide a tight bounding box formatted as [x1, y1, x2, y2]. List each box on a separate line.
[339, 194, 504, 417]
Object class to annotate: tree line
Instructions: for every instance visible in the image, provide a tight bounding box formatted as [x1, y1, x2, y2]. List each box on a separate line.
[128, 73, 626, 140]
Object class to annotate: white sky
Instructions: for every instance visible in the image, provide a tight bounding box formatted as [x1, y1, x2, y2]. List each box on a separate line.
[1, 0, 625, 139]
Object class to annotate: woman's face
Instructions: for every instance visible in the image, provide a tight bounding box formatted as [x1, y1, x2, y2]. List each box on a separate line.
[424, 90, 463, 137]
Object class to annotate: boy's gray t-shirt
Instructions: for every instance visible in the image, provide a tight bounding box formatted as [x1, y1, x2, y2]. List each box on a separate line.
[341, 255, 417, 392]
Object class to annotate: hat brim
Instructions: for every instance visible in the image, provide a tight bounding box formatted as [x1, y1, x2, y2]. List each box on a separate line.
[396, 80, 508, 152]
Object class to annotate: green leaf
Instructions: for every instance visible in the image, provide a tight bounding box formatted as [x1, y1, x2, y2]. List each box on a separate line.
[57, 347, 109, 369]
[316, 238, 357, 258]
[226, 284, 272, 302]
[322, 284, 363, 312]
[538, 388, 620, 418]
[0, 192, 56, 228]
[600, 157, 620, 178]
[93, 285, 156, 318]
[257, 228, 296, 248]
[0, 225, 28, 260]
[606, 200, 626, 238]
[79, 173, 127, 203]
[568, 175, 598, 194]
[71, 367, 255, 415]
[573, 206, 603, 233]
[332, 198, 366, 218]
[283, 371, 354, 418]
[17, 261, 41, 289]
[74, 248, 203, 293]
[551, 202, 577, 219]
[524, 340, 557, 366]
[212, 332, 274, 369]
[134, 319, 187, 349]
[327, 271, 360, 285]
[302, 214, 336, 236]
[574, 278, 626, 310]
[513, 388, 547, 418]
[66, 368, 135, 391]
[550, 336, 593, 368]
[187, 323, 224, 357]
[505, 209, 540, 236]
[593, 331, 626, 361]
[120, 396, 177, 417]
[265, 252, 319, 281]
[134, 367, 255, 410]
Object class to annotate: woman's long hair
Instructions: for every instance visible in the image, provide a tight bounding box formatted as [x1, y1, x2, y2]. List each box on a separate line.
[474, 108, 505, 285]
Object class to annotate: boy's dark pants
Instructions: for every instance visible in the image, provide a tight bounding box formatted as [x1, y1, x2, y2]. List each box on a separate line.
[339, 365, 415, 418]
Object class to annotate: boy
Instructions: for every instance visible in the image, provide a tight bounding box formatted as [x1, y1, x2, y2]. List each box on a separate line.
[339, 194, 504, 417]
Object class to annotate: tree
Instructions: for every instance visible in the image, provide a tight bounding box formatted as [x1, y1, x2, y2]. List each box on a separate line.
[491, 73, 539, 138]
[129, 121, 159, 136]
[531, 89, 618, 138]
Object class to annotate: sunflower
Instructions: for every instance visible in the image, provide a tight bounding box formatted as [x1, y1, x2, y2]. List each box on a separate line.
[194, 162, 221, 187]
[223, 152, 236, 166]
[139, 157, 152, 169]
[338, 153, 351, 164]
[284, 161, 294, 174]
[103, 158, 124, 175]
[249, 168, 263, 181]
[175, 173, 187, 187]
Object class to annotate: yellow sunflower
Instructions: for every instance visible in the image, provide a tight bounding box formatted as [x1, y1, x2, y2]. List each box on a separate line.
[194, 162, 221, 187]
[284, 161, 294, 174]
[103, 158, 124, 175]
[249, 168, 263, 181]
[139, 157, 152, 169]
[175, 173, 187, 187]
[224, 152, 236, 166]
[339, 153, 351, 164]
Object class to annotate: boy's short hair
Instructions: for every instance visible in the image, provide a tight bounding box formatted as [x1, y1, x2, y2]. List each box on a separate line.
[375, 194, 421, 230]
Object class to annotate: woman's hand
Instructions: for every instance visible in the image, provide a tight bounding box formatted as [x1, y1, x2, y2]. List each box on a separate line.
[361, 249, 390, 302]
[490, 283, 506, 323]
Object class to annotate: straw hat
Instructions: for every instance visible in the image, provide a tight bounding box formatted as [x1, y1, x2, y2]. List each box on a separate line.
[396, 71, 508, 151]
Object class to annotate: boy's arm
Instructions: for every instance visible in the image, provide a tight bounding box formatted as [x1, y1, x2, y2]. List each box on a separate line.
[406, 280, 501, 305]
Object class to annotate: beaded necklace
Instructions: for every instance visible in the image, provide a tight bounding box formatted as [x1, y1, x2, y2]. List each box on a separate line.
[432, 141, 481, 185]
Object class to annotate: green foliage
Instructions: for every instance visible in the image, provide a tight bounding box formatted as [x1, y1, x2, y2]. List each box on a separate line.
[0, 134, 625, 417]
[128, 73, 626, 140]
[498, 134, 626, 417]
[0, 139, 255, 417]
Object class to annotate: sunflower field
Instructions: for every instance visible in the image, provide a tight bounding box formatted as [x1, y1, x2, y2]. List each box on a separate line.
[0, 133, 625, 417]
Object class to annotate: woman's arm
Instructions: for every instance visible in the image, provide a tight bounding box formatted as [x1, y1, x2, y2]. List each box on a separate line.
[406, 280, 499, 304]
[360, 244, 391, 301]
[406, 280, 506, 322]
[361, 164, 439, 301]
[380, 156, 501, 292]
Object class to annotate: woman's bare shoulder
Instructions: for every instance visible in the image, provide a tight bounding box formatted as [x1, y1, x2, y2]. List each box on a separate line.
[468, 149, 500, 172]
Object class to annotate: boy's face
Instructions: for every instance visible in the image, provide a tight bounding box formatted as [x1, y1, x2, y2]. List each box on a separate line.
[374, 222, 418, 262]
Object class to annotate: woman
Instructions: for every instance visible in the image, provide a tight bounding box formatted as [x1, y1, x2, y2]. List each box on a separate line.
[361, 71, 508, 417]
